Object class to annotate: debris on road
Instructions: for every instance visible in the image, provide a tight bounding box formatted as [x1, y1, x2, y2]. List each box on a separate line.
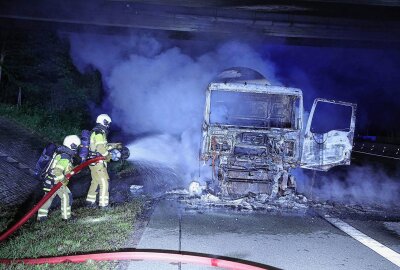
[188, 181, 204, 197]
[166, 187, 309, 212]
[129, 185, 144, 195]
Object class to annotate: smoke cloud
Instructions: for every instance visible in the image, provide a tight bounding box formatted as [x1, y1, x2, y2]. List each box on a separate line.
[69, 32, 400, 206]
[69, 32, 277, 185]
[293, 165, 400, 207]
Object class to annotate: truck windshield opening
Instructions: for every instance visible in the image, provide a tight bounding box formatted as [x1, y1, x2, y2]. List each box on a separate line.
[209, 90, 298, 129]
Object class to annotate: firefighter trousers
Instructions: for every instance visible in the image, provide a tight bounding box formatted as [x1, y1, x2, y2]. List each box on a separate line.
[37, 185, 72, 220]
[86, 162, 109, 207]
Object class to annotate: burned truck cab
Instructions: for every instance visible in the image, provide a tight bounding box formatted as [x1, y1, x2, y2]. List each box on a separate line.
[201, 68, 303, 196]
[201, 67, 357, 197]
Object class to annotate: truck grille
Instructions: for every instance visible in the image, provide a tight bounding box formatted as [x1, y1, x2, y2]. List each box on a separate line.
[234, 146, 267, 156]
[241, 133, 265, 145]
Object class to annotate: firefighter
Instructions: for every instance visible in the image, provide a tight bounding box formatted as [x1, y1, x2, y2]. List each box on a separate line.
[85, 114, 113, 208]
[37, 135, 81, 221]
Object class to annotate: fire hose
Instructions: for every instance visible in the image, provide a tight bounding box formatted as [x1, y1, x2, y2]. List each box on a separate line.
[0, 156, 105, 243]
[0, 250, 271, 269]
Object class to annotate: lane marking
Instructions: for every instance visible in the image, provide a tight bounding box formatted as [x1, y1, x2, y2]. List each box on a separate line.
[324, 215, 400, 267]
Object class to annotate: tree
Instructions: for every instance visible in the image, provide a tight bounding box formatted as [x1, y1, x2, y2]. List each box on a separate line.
[0, 29, 104, 141]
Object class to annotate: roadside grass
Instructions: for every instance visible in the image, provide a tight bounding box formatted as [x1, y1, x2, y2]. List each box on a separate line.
[0, 199, 143, 269]
[0, 207, 18, 235]
[0, 105, 135, 178]
[0, 104, 81, 143]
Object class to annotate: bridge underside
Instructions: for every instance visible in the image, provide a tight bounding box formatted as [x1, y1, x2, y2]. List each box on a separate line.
[0, 0, 400, 48]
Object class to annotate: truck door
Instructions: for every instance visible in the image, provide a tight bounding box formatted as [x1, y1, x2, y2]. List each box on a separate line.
[300, 98, 357, 171]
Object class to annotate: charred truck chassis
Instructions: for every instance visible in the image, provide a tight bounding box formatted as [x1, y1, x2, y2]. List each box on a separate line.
[209, 130, 298, 196]
[201, 68, 356, 197]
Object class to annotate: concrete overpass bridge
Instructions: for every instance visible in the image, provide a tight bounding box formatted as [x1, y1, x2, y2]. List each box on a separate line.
[0, 0, 400, 48]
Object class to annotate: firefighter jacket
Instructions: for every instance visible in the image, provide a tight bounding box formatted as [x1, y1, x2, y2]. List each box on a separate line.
[43, 153, 72, 192]
[90, 126, 109, 161]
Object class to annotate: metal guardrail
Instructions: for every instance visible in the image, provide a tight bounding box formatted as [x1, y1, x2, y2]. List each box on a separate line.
[353, 141, 400, 160]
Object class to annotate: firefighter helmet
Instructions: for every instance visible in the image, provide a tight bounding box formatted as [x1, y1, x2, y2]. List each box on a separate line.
[96, 114, 112, 128]
[63, 135, 81, 150]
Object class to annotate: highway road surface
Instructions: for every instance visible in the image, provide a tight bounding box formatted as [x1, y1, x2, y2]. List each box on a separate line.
[119, 198, 400, 270]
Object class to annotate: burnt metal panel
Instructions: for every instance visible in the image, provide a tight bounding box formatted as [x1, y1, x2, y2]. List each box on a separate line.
[300, 98, 357, 171]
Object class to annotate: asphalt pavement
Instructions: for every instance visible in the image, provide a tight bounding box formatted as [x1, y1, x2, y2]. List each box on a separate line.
[122, 199, 400, 270]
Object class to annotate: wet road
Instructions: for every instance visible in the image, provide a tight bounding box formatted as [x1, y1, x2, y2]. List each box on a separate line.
[123, 199, 400, 270]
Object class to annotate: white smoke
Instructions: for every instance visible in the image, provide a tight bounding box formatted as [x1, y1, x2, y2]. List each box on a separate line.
[69, 32, 400, 207]
[293, 165, 400, 207]
[69, 33, 277, 184]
